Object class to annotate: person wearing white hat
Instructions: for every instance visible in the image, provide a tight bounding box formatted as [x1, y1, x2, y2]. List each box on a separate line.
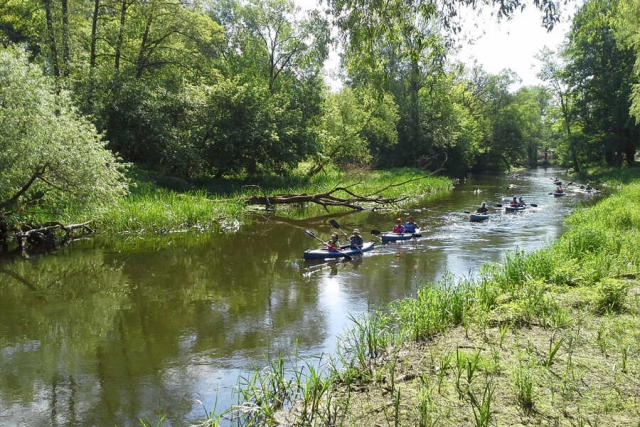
[349, 228, 364, 249]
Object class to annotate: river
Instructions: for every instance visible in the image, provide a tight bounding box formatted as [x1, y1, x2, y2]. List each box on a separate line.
[0, 168, 602, 427]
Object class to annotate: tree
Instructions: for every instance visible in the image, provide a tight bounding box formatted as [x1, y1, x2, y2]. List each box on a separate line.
[616, 0, 640, 122]
[563, 0, 639, 167]
[0, 47, 128, 227]
[310, 87, 399, 175]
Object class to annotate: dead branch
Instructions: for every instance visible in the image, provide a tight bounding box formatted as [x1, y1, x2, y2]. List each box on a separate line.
[242, 182, 412, 211]
[13, 220, 94, 258]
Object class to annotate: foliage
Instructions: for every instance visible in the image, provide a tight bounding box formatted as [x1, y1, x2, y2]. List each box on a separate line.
[0, 47, 128, 222]
[562, 0, 640, 167]
[313, 88, 399, 173]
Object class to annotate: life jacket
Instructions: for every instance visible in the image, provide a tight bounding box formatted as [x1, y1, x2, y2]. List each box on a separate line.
[393, 225, 404, 233]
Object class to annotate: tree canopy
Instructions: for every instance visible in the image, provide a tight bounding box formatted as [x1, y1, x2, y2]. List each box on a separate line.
[0, 47, 128, 220]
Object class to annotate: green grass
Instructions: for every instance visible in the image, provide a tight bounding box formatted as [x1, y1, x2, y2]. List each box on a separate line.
[96, 167, 451, 235]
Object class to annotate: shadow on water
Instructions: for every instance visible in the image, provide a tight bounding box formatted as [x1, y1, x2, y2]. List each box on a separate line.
[0, 168, 604, 426]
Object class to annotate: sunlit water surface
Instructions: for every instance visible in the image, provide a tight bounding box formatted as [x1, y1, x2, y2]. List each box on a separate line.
[0, 168, 602, 426]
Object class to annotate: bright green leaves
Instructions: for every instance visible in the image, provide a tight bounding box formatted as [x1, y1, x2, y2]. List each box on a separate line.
[0, 47, 128, 220]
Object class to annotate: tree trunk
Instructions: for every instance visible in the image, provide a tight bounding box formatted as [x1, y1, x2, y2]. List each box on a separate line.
[42, 0, 60, 77]
[115, 0, 128, 70]
[61, 0, 70, 77]
[87, 0, 101, 109]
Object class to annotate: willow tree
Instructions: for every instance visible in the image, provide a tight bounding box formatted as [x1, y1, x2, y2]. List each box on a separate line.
[0, 47, 128, 248]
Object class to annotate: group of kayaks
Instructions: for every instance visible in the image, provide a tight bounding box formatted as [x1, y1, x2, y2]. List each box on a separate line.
[469, 178, 575, 223]
[303, 226, 422, 260]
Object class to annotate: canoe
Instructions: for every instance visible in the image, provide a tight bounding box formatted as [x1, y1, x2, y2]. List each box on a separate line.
[553, 192, 566, 197]
[505, 205, 526, 213]
[469, 213, 489, 222]
[381, 229, 422, 243]
[303, 241, 375, 260]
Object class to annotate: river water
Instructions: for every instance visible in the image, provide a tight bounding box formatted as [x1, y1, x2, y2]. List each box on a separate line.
[0, 168, 601, 427]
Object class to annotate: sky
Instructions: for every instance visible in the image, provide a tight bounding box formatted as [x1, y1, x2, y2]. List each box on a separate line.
[455, 5, 575, 87]
[297, 0, 578, 89]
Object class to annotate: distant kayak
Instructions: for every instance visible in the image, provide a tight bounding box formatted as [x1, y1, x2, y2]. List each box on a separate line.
[381, 230, 422, 243]
[303, 241, 375, 260]
[469, 213, 489, 222]
[505, 205, 526, 213]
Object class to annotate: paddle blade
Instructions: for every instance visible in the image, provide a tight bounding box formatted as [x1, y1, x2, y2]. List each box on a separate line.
[495, 204, 503, 207]
[463, 211, 470, 214]
[530, 203, 538, 207]
[329, 219, 340, 229]
[370, 229, 381, 235]
[304, 229, 317, 239]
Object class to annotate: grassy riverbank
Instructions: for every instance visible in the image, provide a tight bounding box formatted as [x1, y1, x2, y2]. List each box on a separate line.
[95, 167, 451, 235]
[226, 173, 640, 427]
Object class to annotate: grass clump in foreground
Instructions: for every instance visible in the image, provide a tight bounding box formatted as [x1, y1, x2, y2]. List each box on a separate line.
[225, 180, 640, 427]
[95, 167, 451, 235]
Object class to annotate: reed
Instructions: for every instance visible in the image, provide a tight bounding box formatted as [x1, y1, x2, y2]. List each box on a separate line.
[512, 363, 535, 414]
[469, 379, 494, 427]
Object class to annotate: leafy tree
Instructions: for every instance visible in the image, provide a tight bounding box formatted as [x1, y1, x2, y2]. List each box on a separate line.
[0, 47, 128, 222]
[563, 0, 639, 167]
[330, 0, 561, 91]
[613, 0, 640, 124]
[311, 87, 399, 175]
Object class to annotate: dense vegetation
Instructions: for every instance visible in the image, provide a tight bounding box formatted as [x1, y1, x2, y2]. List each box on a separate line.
[1, 0, 640, 238]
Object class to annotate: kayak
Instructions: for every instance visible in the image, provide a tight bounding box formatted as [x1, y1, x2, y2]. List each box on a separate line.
[553, 192, 566, 197]
[469, 213, 489, 222]
[303, 241, 375, 260]
[381, 229, 422, 243]
[505, 205, 526, 213]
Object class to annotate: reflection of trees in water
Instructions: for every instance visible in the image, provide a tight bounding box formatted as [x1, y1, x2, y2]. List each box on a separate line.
[0, 250, 133, 425]
[0, 220, 367, 425]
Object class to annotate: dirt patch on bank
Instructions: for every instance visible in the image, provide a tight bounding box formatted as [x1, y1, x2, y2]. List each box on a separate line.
[277, 284, 640, 426]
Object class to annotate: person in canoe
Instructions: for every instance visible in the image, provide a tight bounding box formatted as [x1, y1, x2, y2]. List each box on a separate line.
[509, 196, 519, 207]
[404, 217, 419, 234]
[555, 186, 564, 194]
[476, 202, 489, 214]
[349, 229, 364, 249]
[326, 232, 340, 252]
[392, 218, 405, 234]
[518, 196, 526, 207]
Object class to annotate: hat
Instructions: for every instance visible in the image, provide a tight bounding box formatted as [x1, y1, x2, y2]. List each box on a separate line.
[396, 218, 402, 222]
[353, 229, 360, 234]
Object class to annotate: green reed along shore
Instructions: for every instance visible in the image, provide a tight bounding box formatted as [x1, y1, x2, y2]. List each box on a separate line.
[216, 174, 640, 427]
[97, 167, 451, 235]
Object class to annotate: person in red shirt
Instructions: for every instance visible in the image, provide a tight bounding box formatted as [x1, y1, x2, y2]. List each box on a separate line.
[392, 218, 405, 233]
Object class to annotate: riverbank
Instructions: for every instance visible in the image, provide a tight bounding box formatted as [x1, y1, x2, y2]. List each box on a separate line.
[95, 167, 451, 235]
[234, 173, 640, 426]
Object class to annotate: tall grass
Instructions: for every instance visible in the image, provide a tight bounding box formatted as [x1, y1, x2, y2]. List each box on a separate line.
[95, 167, 451, 235]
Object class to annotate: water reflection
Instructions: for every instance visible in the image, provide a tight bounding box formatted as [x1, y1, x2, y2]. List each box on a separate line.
[0, 168, 602, 426]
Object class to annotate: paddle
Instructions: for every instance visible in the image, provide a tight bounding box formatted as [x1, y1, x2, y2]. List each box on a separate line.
[330, 219, 363, 254]
[371, 229, 381, 235]
[304, 229, 352, 260]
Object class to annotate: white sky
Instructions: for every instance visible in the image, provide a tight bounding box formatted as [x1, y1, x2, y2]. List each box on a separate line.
[297, 0, 578, 89]
[455, 5, 574, 87]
